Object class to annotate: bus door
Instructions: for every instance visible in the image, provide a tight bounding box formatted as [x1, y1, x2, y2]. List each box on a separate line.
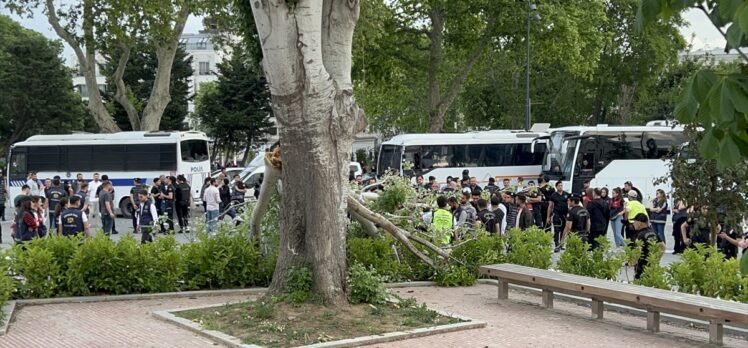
[561, 135, 595, 195]
[8, 146, 27, 183]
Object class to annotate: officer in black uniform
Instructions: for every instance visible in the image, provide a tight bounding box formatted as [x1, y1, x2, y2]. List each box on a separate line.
[632, 213, 664, 279]
[45, 178, 67, 232]
[59, 196, 88, 237]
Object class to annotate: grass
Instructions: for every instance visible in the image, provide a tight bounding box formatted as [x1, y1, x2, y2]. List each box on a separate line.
[176, 297, 463, 348]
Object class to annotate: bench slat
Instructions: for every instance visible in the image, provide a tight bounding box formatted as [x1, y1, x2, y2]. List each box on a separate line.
[479, 263, 748, 326]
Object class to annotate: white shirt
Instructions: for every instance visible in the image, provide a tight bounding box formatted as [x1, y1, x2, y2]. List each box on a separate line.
[203, 185, 221, 211]
[497, 203, 507, 234]
[88, 180, 102, 201]
[26, 179, 40, 196]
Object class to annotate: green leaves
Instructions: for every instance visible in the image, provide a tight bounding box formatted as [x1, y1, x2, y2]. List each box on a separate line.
[636, 0, 662, 31]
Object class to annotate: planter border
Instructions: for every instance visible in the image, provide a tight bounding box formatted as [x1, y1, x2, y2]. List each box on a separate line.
[0, 301, 16, 336]
[153, 300, 486, 348]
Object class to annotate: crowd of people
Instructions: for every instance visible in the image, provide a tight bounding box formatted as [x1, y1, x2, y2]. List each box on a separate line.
[5, 172, 195, 244]
[365, 169, 748, 280]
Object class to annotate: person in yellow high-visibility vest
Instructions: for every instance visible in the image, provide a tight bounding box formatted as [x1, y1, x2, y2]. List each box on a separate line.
[623, 190, 648, 245]
[432, 196, 455, 246]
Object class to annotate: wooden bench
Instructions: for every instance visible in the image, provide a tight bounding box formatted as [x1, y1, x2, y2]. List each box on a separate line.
[478, 263, 748, 345]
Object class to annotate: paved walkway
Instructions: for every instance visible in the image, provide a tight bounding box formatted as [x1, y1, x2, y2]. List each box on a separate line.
[0, 284, 744, 347]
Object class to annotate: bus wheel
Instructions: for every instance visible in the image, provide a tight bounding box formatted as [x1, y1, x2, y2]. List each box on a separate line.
[119, 198, 132, 219]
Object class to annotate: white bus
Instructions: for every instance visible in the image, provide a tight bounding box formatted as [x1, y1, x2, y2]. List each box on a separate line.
[535, 122, 686, 202]
[377, 127, 550, 184]
[7, 131, 211, 217]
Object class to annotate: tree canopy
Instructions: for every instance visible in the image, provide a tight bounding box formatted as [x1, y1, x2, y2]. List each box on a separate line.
[638, 0, 748, 168]
[0, 15, 86, 151]
[193, 45, 274, 164]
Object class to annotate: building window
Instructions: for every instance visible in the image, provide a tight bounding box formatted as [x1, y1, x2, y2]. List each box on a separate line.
[199, 62, 210, 75]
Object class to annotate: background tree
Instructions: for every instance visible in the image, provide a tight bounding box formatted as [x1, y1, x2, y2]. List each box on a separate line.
[193, 45, 274, 165]
[0, 15, 86, 151]
[639, 0, 748, 168]
[103, 42, 194, 131]
[2, 0, 223, 132]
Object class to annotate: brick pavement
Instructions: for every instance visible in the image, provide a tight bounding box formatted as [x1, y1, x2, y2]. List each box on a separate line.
[0, 285, 744, 348]
[0, 294, 254, 348]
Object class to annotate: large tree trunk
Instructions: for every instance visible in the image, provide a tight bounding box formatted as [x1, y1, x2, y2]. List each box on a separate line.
[251, 0, 363, 304]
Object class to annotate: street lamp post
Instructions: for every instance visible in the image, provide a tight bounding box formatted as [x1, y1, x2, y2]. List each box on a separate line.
[525, 2, 539, 131]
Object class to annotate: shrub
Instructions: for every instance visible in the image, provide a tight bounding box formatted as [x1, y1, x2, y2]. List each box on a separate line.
[347, 263, 388, 305]
[347, 237, 411, 282]
[182, 232, 264, 289]
[505, 227, 552, 269]
[66, 233, 120, 296]
[12, 243, 60, 298]
[635, 240, 670, 290]
[669, 245, 743, 300]
[450, 235, 504, 276]
[557, 235, 624, 280]
[139, 236, 185, 293]
[434, 264, 476, 287]
[285, 265, 312, 304]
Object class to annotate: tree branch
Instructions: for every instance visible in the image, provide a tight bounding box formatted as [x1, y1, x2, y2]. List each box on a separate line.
[436, 16, 497, 120]
[322, 0, 360, 90]
[696, 4, 748, 63]
[112, 43, 141, 130]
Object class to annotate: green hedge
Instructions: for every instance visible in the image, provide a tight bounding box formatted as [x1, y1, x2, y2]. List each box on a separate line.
[3, 232, 275, 301]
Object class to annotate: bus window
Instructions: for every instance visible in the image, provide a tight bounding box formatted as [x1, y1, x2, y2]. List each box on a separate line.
[642, 131, 686, 159]
[181, 140, 209, 162]
[26, 146, 61, 172]
[377, 145, 401, 177]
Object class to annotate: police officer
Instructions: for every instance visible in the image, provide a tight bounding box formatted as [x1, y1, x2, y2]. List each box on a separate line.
[129, 178, 142, 232]
[160, 176, 176, 234]
[432, 196, 454, 246]
[547, 181, 570, 251]
[632, 213, 664, 279]
[175, 175, 192, 233]
[45, 178, 67, 231]
[58, 196, 89, 237]
[560, 195, 590, 250]
[538, 176, 554, 229]
[136, 189, 159, 244]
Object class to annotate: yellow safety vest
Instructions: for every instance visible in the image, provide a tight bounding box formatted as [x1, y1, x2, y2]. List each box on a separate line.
[432, 208, 453, 246]
[626, 200, 648, 223]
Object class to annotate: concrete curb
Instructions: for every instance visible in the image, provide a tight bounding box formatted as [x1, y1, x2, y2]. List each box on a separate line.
[0, 301, 16, 336]
[14, 287, 268, 306]
[475, 279, 748, 340]
[154, 300, 486, 348]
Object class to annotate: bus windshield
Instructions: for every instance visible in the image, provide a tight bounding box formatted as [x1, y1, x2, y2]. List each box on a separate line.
[377, 145, 401, 177]
[542, 131, 579, 180]
[181, 140, 209, 162]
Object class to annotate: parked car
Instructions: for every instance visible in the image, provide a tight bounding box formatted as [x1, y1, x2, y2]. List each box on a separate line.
[211, 167, 244, 180]
[349, 162, 363, 180]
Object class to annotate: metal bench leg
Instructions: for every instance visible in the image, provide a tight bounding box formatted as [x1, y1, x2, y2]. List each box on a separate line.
[646, 311, 660, 333]
[497, 279, 509, 300]
[541, 289, 553, 308]
[709, 320, 723, 346]
[591, 299, 604, 319]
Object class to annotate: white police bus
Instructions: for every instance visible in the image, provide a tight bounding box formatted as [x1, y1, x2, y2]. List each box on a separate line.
[534, 121, 686, 202]
[7, 131, 211, 217]
[377, 126, 550, 184]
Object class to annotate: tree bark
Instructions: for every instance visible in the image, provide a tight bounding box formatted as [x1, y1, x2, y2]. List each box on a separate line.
[112, 43, 141, 130]
[426, 12, 495, 132]
[140, 7, 190, 131]
[251, 0, 361, 304]
[44, 0, 120, 133]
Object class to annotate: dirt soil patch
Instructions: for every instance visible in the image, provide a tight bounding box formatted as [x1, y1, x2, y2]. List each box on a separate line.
[175, 298, 463, 347]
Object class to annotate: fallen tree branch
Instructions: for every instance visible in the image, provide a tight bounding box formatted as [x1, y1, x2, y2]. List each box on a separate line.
[349, 209, 379, 238]
[250, 153, 282, 238]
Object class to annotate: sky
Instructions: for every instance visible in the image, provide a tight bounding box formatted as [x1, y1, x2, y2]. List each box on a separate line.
[0, 5, 728, 66]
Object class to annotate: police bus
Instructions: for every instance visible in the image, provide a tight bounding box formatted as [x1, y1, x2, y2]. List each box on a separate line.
[534, 121, 686, 202]
[7, 131, 211, 217]
[377, 125, 550, 184]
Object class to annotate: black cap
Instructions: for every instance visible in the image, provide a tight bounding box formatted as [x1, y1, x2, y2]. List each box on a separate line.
[53, 175, 61, 180]
[134, 178, 141, 183]
[633, 213, 649, 223]
[462, 169, 469, 175]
